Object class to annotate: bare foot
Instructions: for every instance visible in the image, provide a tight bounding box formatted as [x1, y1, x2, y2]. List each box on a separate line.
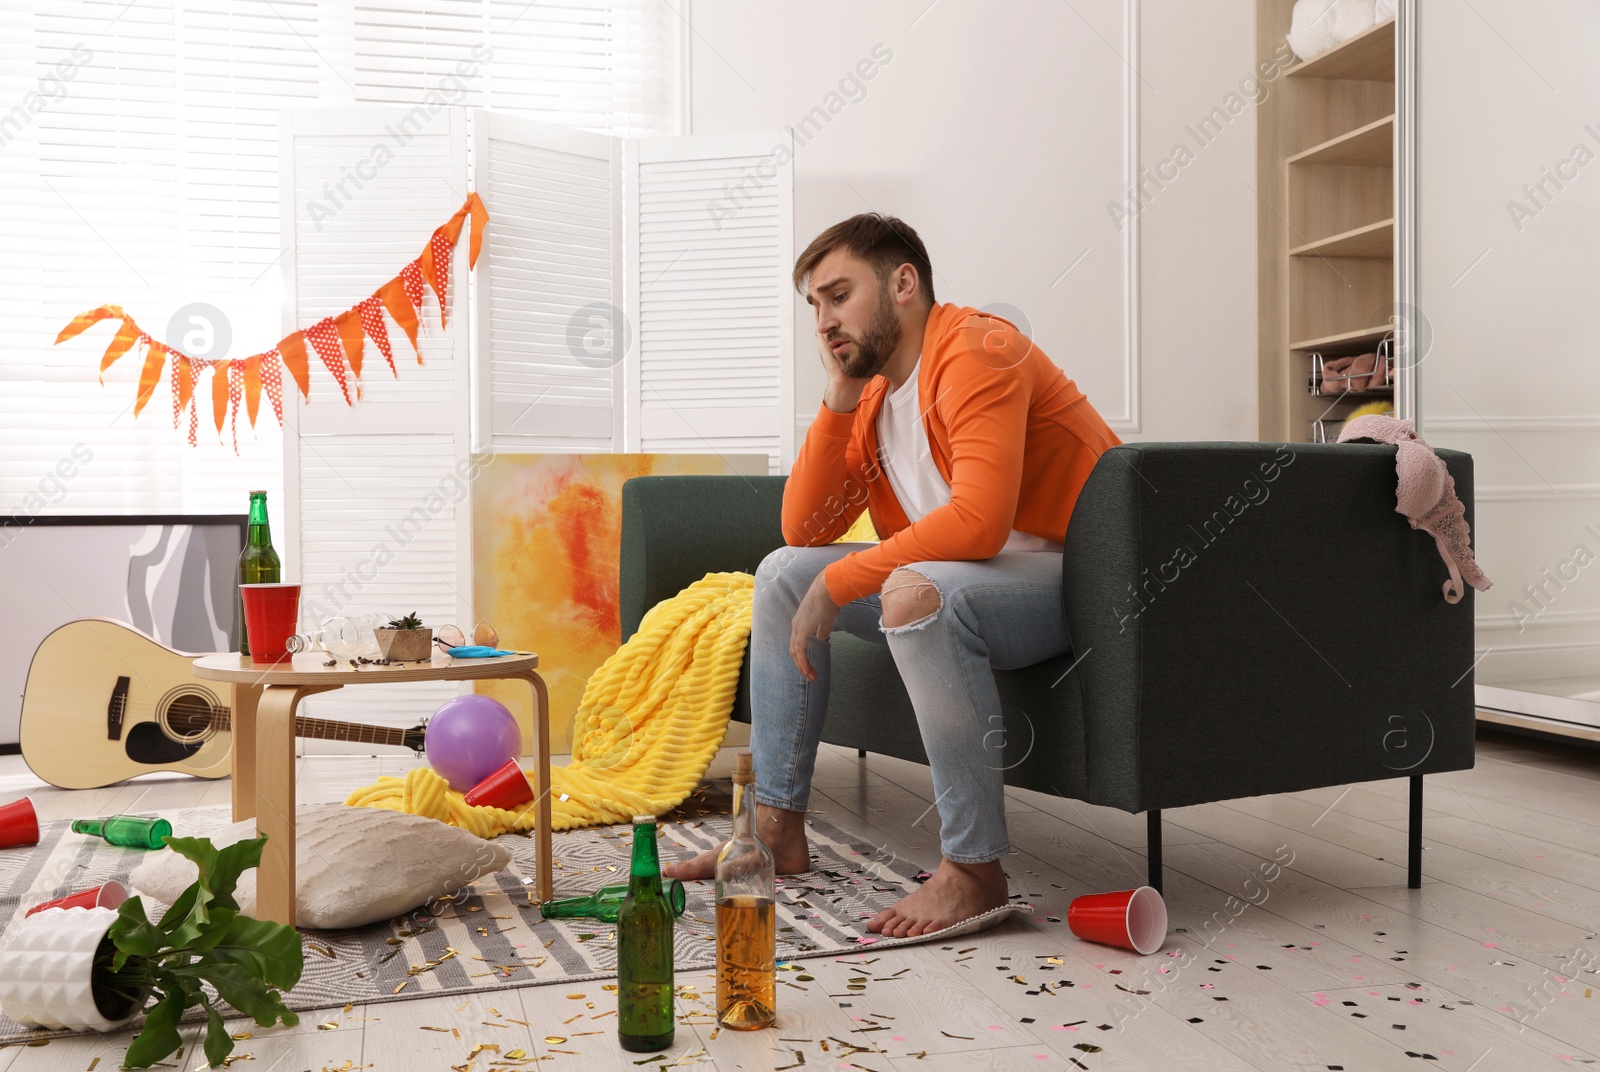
[866, 858, 1009, 938]
[662, 804, 812, 880]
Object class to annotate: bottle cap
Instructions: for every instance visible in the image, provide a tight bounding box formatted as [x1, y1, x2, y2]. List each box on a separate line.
[632, 814, 656, 825]
[733, 750, 754, 784]
[249, 489, 266, 495]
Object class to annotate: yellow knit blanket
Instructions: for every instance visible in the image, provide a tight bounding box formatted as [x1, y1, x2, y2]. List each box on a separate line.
[343, 572, 753, 836]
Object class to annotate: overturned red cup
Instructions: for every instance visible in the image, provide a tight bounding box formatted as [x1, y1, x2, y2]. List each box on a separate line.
[463, 760, 535, 810]
[240, 582, 301, 664]
[1067, 885, 1167, 955]
[26, 880, 129, 917]
[0, 796, 39, 849]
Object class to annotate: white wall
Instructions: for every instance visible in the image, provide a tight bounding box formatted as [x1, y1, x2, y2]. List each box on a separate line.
[687, 0, 1260, 446]
[1414, 0, 1600, 696]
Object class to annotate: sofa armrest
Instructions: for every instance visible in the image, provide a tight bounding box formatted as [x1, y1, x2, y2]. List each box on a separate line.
[619, 475, 788, 641]
[1060, 442, 1477, 812]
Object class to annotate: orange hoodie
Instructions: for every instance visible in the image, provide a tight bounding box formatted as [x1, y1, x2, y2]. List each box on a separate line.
[782, 302, 1123, 605]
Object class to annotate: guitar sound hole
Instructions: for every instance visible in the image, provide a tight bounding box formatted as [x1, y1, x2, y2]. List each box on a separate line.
[163, 693, 218, 742]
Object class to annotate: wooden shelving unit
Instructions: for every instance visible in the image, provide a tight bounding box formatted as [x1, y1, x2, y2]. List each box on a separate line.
[1257, 8, 1398, 442]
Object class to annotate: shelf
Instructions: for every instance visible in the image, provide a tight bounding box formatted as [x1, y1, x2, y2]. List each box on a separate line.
[1285, 18, 1395, 81]
[1288, 115, 1394, 167]
[1290, 324, 1394, 352]
[1290, 218, 1393, 258]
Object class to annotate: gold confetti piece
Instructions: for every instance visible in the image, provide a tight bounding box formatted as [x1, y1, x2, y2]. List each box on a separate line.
[392, 980, 409, 994]
[466, 1043, 500, 1060]
[230, 1032, 253, 1040]
[544, 1036, 567, 1044]
[481, 1021, 511, 1029]
[570, 1031, 602, 1037]
[591, 1010, 616, 1020]
[940, 1031, 974, 1040]
[508, 1017, 531, 1026]
[420, 1027, 451, 1033]
[87, 1060, 99, 1071]
[506, 1050, 527, 1060]
[385, 937, 405, 945]
[601, 983, 618, 991]
[1048, 957, 1064, 965]
[549, 1050, 580, 1056]
[563, 1013, 583, 1024]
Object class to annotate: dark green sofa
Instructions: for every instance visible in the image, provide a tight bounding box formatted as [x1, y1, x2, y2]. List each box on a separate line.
[619, 442, 1477, 891]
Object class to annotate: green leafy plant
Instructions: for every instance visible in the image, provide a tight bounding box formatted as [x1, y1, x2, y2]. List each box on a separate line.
[101, 835, 303, 1069]
[386, 612, 424, 630]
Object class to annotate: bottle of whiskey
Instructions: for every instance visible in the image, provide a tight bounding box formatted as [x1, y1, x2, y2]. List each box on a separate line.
[715, 751, 776, 1029]
[617, 815, 675, 1052]
[237, 490, 281, 655]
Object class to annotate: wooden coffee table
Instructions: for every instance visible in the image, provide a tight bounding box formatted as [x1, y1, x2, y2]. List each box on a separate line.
[193, 651, 552, 927]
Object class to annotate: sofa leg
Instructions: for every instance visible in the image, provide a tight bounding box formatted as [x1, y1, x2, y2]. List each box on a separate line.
[857, 748, 867, 758]
[1408, 775, 1423, 889]
[1147, 810, 1163, 894]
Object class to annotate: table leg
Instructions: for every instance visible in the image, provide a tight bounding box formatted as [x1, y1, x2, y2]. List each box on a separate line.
[525, 671, 553, 903]
[255, 683, 339, 928]
[230, 683, 261, 822]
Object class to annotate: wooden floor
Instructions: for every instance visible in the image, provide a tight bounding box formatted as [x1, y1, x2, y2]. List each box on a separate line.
[1, 728, 1597, 1071]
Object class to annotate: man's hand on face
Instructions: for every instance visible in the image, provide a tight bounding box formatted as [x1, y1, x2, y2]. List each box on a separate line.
[819, 328, 871, 414]
[789, 570, 843, 681]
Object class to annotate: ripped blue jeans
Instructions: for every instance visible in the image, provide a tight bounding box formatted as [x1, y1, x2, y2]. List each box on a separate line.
[749, 544, 1070, 864]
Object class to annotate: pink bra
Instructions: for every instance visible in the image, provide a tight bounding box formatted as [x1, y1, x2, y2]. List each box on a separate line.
[1337, 415, 1492, 604]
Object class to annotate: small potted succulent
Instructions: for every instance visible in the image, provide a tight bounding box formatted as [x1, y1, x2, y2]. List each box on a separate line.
[375, 612, 433, 662]
[0, 834, 303, 1069]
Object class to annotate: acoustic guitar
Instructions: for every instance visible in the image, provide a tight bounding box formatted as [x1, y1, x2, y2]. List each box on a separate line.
[19, 619, 426, 789]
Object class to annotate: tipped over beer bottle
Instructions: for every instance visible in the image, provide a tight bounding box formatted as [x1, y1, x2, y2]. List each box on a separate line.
[715, 751, 776, 1029]
[617, 814, 675, 1051]
[237, 490, 280, 655]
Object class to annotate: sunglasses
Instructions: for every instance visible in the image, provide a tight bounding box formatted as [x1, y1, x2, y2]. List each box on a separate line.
[435, 622, 500, 650]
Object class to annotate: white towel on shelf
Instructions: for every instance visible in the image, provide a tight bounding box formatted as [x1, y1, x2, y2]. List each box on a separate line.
[1287, 0, 1379, 62]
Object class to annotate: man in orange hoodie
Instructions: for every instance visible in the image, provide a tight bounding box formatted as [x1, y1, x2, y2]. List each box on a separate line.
[665, 214, 1122, 936]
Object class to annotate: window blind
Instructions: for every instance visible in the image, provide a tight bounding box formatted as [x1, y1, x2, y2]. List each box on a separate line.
[0, 0, 679, 518]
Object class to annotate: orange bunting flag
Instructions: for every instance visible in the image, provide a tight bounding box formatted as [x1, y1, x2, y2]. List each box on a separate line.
[260, 349, 284, 424]
[334, 307, 366, 380]
[55, 304, 124, 346]
[58, 192, 488, 447]
[377, 276, 422, 362]
[357, 295, 397, 375]
[304, 317, 353, 405]
[100, 318, 142, 385]
[134, 337, 166, 418]
[278, 331, 311, 400]
[243, 353, 262, 426]
[210, 360, 231, 435]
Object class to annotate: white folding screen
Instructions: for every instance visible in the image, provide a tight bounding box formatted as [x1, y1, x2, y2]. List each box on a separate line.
[279, 107, 474, 735]
[278, 108, 792, 741]
[626, 131, 796, 470]
[472, 113, 624, 453]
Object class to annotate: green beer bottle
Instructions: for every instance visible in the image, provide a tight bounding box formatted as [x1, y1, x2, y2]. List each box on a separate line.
[540, 879, 686, 924]
[237, 490, 281, 656]
[617, 815, 675, 1052]
[71, 815, 173, 850]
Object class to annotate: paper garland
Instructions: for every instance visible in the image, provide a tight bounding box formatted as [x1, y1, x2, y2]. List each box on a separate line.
[54, 192, 489, 450]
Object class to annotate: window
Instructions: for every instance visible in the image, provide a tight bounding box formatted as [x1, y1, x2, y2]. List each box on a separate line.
[0, 0, 682, 517]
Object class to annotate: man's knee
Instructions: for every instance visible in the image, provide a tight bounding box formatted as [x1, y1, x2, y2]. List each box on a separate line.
[881, 568, 942, 630]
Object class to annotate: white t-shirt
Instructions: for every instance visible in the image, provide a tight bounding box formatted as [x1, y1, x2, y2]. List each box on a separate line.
[876, 361, 1063, 554]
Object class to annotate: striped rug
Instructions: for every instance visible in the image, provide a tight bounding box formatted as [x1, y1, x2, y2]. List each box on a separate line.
[0, 796, 1028, 1042]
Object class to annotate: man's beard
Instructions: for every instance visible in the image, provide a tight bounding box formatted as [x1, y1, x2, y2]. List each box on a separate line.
[834, 288, 902, 379]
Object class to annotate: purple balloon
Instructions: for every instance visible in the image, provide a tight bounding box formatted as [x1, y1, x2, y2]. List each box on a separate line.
[425, 694, 523, 792]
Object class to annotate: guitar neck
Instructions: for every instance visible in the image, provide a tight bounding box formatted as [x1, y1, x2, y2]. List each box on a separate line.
[215, 709, 409, 749]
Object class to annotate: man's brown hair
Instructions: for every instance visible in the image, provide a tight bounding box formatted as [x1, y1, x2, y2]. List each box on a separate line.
[792, 213, 936, 305]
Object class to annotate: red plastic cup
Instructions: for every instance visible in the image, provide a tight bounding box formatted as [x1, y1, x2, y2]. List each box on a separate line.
[1067, 885, 1167, 955]
[0, 796, 39, 849]
[463, 760, 536, 810]
[26, 880, 129, 916]
[240, 583, 301, 664]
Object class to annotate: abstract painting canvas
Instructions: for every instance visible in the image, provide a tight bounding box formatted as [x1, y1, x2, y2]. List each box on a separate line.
[471, 454, 766, 753]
